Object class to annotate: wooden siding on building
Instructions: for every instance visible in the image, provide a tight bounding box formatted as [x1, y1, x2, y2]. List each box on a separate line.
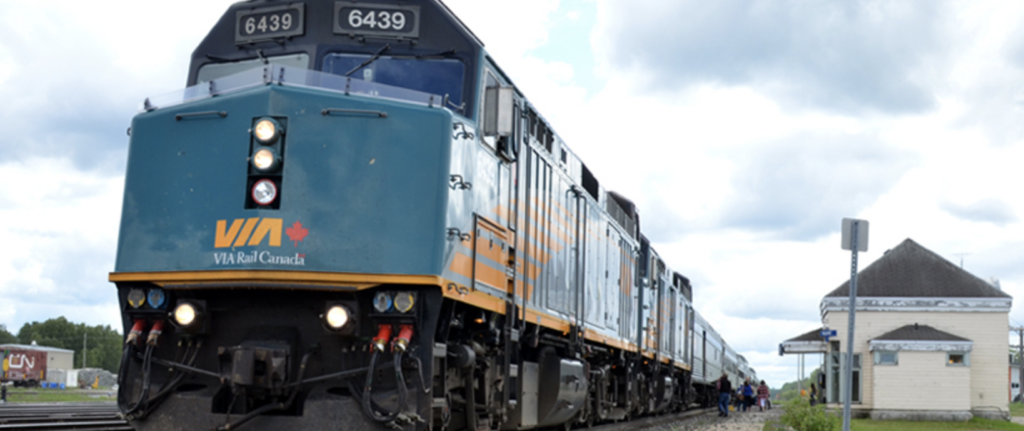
[823, 310, 1008, 412]
[873, 351, 970, 411]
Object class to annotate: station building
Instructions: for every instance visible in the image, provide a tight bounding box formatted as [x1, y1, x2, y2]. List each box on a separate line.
[782, 238, 1011, 421]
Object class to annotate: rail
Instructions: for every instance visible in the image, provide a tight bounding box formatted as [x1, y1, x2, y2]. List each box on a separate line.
[0, 402, 131, 430]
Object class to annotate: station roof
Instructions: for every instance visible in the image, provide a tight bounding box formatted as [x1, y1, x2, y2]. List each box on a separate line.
[824, 238, 1009, 299]
[872, 324, 970, 342]
[779, 327, 829, 355]
[786, 328, 827, 343]
[0, 344, 75, 353]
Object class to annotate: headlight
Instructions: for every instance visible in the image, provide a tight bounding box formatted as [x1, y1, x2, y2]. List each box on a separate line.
[325, 305, 352, 330]
[253, 118, 281, 144]
[127, 289, 146, 309]
[252, 148, 279, 171]
[173, 302, 198, 327]
[373, 292, 393, 313]
[394, 291, 415, 313]
[147, 289, 166, 309]
[251, 179, 278, 206]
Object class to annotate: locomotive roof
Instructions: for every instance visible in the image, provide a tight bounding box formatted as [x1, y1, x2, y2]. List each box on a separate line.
[188, 0, 483, 112]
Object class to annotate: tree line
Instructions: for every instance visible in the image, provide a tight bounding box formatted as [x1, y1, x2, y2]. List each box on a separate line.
[0, 318, 122, 374]
[772, 368, 823, 402]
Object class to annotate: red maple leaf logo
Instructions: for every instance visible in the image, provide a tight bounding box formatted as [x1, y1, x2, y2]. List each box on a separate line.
[285, 221, 308, 247]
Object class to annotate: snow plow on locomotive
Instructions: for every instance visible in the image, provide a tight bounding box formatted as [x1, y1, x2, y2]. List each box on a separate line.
[109, 1, 753, 430]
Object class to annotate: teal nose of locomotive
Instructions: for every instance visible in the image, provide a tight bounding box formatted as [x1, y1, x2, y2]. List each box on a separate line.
[115, 83, 453, 277]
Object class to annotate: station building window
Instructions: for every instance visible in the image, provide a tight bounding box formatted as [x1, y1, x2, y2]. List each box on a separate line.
[874, 351, 898, 365]
[850, 354, 862, 403]
[947, 352, 970, 366]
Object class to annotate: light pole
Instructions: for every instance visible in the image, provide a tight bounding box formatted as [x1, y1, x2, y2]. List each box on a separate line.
[840, 218, 868, 431]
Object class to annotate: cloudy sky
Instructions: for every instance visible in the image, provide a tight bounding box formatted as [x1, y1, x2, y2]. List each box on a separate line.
[3, 0, 1024, 387]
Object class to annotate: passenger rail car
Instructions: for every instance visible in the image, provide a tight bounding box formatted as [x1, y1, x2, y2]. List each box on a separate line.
[109, 1, 753, 430]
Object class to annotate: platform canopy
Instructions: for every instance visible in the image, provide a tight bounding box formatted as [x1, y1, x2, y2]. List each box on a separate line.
[779, 327, 830, 355]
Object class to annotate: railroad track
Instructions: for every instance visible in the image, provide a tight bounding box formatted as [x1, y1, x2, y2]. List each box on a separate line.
[0, 402, 131, 430]
[0, 403, 715, 431]
[586, 408, 717, 431]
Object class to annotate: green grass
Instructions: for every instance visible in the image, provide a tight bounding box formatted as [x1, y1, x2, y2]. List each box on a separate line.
[848, 418, 1024, 430]
[763, 417, 1024, 431]
[763, 409, 1024, 431]
[2, 387, 115, 403]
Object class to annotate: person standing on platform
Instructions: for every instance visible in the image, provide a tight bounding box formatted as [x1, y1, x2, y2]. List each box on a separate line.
[757, 380, 770, 411]
[717, 373, 732, 417]
[742, 379, 755, 412]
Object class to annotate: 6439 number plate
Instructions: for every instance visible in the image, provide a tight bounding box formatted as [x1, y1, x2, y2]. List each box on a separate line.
[235, 4, 305, 44]
[333, 3, 420, 39]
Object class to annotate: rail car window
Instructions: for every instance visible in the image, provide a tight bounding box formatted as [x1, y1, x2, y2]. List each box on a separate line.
[528, 109, 538, 137]
[198, 53, 310, 83]
[323, 53, 464, 108]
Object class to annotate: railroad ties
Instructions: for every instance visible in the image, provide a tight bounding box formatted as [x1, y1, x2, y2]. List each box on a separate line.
[0, 402, 131, 430]
[0, 404, 718, 431]
[590, 408, 718, 431]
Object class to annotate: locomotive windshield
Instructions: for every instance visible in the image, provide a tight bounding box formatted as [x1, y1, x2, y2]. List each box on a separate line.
[196, 53, 309, 83]
[323, 53, 465, 109]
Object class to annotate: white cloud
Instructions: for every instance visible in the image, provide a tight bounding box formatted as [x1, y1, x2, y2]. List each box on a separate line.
[0, 157, 123, 330]
[445, 0, 560, 59]
[0, 1, 233, 333]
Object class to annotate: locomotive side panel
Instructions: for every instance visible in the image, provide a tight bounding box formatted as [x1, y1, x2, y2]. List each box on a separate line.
[724, 344, 740, 387]
[582, 199, 630, 345]
[619, 237, 638, 345]
[703, 319, 725, 382]
[656, 258, 674, 360]
[675, 290, 689, 366]
[690, 315, 708, 383]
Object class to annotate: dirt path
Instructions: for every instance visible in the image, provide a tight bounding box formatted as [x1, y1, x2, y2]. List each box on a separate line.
[684, 408, 781, 431]
[639, 407, 782, 431]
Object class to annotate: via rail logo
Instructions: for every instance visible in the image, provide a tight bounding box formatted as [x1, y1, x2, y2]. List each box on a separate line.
[213, 218, 309, 266]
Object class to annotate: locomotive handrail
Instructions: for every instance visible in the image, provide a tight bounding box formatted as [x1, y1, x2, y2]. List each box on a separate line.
[321, 108, 388, 118]
[174, 111, 228, 121]
[141, 65, 444, 114]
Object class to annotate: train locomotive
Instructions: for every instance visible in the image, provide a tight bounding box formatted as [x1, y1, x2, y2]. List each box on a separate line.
[109, 1, 755, 429]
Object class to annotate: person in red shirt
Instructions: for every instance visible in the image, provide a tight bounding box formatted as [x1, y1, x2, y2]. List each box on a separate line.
[756, 380, 770, 411]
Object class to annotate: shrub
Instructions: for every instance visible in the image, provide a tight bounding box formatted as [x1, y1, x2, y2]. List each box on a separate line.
[778, 397, 840, 431]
